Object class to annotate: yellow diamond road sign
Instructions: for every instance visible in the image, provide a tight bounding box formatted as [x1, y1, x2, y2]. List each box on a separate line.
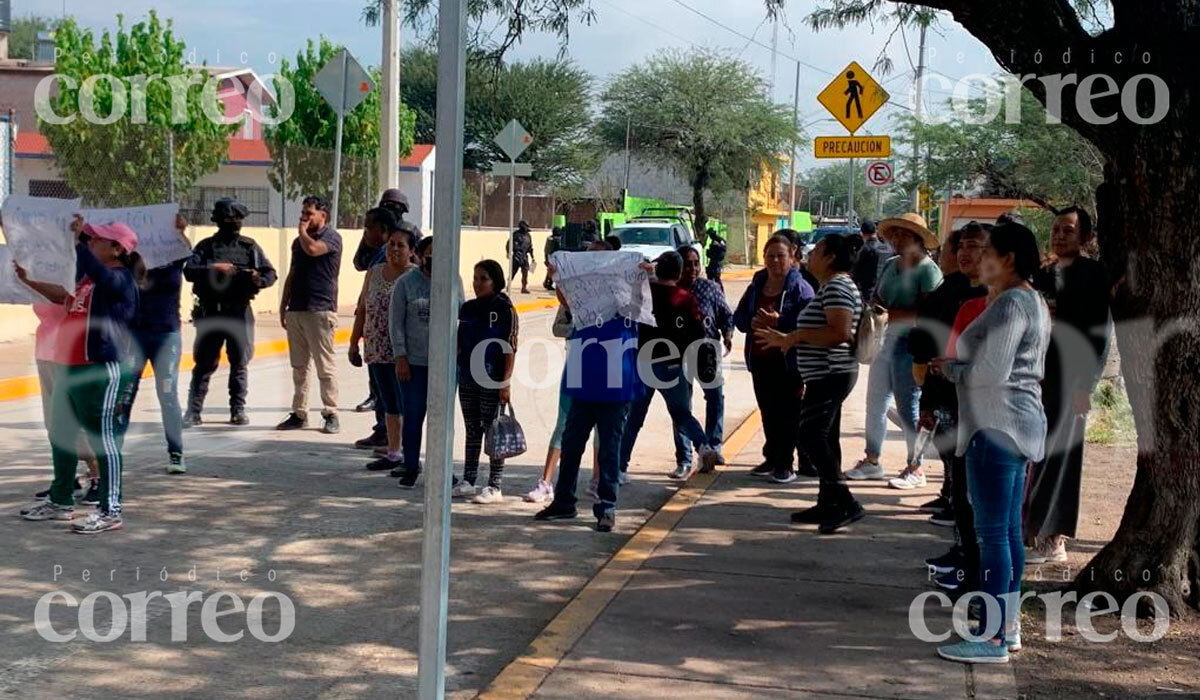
[818, 61, 890, 134]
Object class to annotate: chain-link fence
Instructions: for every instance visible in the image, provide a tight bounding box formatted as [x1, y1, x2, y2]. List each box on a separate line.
[14, 125, 382, 230]
[268, 143, 379, 230]
[0, 115, 13, 209]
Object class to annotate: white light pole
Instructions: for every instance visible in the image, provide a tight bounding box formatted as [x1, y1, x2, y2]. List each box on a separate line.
[379, 0, 401, 194]
[417, 0, 466, 696]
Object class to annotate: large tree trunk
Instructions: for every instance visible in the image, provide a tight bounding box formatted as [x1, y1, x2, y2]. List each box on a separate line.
[1075, 138, 1200, 615]
[893, 0, 1200, 615]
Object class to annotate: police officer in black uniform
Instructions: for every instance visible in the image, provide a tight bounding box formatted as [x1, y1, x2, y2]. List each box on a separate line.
[182, 199, 278, 427]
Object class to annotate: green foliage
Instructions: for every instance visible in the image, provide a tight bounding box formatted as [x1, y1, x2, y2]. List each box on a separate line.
[596, 49, 800, 237]
[892, 87, 1103, 213]
[39, 12, 232, 207]
[8, 15, 57, 60]
[363, 0, 598, 61]
[263, 37, 417, 225]
[398, 48, 598, 187]
[1087, 379, 1136, 445]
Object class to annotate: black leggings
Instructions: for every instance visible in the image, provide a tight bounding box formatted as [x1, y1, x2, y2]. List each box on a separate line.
[750, 355, 803, 470]
[459, 378, 504, 488]
[798, 370, 859, 509]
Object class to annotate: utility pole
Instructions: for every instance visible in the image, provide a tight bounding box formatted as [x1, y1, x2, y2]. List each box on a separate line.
[378, 0, 401, 194]
[623, 115, 632, 193]
[789, 62, 800, 221]
[911, 22, 928, 211]
[768, 18, 779, 102]
[417, 0, 466, 696]
[847, 159, 856, 224]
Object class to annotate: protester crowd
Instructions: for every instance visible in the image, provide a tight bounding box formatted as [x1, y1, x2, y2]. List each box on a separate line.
[11, 187, 1111, 666]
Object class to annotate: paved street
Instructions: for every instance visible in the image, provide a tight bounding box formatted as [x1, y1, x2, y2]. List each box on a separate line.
[0, 281, 761, 699]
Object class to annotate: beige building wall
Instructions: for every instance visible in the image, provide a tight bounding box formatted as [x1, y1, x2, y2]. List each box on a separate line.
[0, 225, 549, 344]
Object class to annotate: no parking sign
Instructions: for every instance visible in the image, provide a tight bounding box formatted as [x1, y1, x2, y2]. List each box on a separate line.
[866, 161, 893, 187]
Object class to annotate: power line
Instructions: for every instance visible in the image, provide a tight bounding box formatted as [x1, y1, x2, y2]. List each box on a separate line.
[664, 0, 834, 75]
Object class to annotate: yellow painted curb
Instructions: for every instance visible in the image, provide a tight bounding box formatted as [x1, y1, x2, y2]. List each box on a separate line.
[722, 267, 757, 281]
[0, 299, 561, 405]
[477, 408, 763, 699]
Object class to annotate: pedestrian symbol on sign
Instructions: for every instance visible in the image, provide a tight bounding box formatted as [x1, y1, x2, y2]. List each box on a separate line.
[845, 71, 864, 120]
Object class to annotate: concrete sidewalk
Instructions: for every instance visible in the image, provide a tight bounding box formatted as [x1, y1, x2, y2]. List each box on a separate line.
[506, 373, 1020, 699]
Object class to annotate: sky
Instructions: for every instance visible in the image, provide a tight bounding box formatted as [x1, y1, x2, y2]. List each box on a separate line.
[15, 0, 1006, 169]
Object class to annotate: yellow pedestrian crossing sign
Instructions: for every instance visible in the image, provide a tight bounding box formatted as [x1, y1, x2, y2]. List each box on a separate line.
[818, 61, 890, 134]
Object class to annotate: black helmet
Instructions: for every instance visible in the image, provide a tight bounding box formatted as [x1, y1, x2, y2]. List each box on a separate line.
[379, 189, 410, 214]
[211, 198, 249, 223]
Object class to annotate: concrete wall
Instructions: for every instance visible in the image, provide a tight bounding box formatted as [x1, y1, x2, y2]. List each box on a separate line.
[0, 225, 550, 344]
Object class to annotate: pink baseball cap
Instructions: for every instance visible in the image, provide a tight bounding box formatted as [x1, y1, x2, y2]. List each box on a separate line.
[83, 222, 139, 254]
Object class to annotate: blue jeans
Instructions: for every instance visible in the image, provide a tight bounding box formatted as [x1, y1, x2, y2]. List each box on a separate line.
[553, 398, 630, 519]
[864, 332, 921, 464]
[368, 363, 403, 415]
[398, 364, 429, 473]
[672, 381, 724, 462]
[622, 362, 709, 470]
[126, 330, 184, 456]
[966, 429, 1027, 643]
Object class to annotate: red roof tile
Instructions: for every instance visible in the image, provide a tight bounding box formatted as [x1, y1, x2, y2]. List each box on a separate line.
[16, 132, 433, 167]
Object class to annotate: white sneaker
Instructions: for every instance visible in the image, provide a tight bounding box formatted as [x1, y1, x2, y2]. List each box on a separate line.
[21, 501, 74, 521]
[618, 471, 631, 486]
[523, 479, 554, 503]
[843, 459, 885, 480]
[471, 486, 504, 504]
[697, 446, 718, 474]
[888, 469, 927, 490]
[669, 463, 692, 480]
[1026, 536, 1068, 564]
[451, 481, 478, 498]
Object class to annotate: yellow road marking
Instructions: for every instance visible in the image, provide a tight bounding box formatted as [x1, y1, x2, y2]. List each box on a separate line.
[478, 409, 763, 699]
[0, 298, 560, 404]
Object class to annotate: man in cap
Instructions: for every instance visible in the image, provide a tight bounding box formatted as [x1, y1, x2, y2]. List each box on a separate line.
[183, 198, 278, 427]
[507, 220, 536, 294]
[355, 189, 423, 272]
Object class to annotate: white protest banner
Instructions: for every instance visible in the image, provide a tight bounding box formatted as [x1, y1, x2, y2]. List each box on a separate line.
[0, 195, 81, 290]
[0, 246, 45, 304]
[80, 203, 187, 269]
[550, 250, 655, 330]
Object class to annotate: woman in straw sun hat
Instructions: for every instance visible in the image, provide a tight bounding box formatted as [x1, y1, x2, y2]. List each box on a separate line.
[843, 212, 944, 485]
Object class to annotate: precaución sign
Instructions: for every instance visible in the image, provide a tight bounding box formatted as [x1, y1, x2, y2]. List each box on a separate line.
[814, 136, 892, 159]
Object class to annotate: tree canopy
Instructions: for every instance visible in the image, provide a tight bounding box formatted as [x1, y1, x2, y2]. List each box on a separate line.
[892, 87, 1103, 213]
[39, 11, 232, 207]
[398, 48, 598, 186]
[596, 49, 800, 238]
[263, 37, 417, 226]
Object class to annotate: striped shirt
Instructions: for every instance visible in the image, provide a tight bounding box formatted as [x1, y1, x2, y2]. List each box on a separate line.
[793, 274, 863, 379]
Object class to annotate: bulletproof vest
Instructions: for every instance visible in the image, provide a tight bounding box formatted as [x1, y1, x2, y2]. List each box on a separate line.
[193, 235, 263, 307]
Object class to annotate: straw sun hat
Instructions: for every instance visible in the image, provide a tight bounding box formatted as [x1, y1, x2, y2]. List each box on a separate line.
[878, 212, 940, 250]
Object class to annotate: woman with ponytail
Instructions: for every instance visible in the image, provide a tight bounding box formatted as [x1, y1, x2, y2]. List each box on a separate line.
[17, 218, 141, 534]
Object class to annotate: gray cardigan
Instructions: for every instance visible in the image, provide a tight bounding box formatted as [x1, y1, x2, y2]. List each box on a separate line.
[944, 287, 1051, 461]
[389, 268, 462, 367]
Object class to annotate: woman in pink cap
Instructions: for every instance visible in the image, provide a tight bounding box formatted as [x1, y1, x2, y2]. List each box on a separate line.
[16, 217, 144, 534]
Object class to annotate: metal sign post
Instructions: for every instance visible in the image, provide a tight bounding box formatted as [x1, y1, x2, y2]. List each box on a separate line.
[493, 119, 532, 259]
[313, 49, 375, 227]
[417, 0, 467, 696]
[331, 51, 347, 225]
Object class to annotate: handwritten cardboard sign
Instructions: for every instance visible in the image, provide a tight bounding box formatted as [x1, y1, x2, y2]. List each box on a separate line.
[80, 203, 188, 269]
[0, 195, 81, 292]
[0, 245, 45, 304]
[550, 250, 655, 330]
